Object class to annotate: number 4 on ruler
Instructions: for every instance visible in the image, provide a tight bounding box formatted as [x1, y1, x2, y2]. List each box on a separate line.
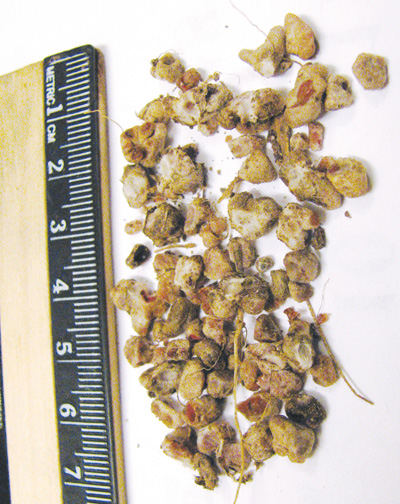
[52, 279, 69, 295]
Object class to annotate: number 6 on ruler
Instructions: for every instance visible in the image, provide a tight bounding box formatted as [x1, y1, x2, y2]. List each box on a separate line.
[59, 403, 76, 418]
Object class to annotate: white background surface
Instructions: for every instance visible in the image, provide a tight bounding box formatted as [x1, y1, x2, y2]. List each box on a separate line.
[1, 1, 400, 503]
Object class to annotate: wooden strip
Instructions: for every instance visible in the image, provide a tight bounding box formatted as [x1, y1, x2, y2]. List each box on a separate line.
[0, 62, 63, 503]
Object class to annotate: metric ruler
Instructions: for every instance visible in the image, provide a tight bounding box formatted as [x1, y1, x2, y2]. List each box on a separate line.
[0, 46, 126, 504]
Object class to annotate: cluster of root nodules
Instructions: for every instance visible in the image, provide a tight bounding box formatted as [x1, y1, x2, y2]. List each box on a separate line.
[111, 12, 381, 498]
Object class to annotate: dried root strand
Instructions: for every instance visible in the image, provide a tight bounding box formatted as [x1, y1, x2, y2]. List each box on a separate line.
[218, 175, 242, 204]
[228, 0, 268, 38]
[155, 242, 197, 253]
[232, 308, 246, 504]
[306, 300, 374, 405]
[84, 109, 125, 133]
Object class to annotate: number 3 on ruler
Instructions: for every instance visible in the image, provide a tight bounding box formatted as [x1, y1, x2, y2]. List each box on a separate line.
[50, 219, 67, 234]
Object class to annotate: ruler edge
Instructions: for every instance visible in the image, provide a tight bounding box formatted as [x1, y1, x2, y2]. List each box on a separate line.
[0, 46, 127, 504]
[95, 46, 128, 504]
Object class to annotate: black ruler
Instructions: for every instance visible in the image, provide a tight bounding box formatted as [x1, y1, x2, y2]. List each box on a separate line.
[44, 45, 121, 504]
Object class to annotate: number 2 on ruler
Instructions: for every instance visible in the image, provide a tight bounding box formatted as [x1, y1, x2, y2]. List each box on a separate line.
[48, 159, 64, 174]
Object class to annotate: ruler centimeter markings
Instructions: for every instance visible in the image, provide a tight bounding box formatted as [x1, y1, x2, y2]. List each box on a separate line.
[44, 46, 120, 504]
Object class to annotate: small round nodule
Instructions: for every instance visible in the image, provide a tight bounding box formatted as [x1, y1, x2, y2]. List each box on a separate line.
[256, 256, 274, 274]
[126, 244, 151, 269]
